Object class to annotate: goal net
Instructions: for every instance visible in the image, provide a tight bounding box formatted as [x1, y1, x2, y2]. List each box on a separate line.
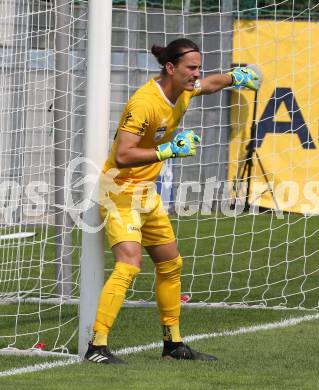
[1, 0, 319, 357]
[112, 1, 319, 311]
[0, 0, 87, 355]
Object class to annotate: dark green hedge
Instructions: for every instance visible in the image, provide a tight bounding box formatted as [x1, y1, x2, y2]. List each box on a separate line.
[111, 0, 319, 20]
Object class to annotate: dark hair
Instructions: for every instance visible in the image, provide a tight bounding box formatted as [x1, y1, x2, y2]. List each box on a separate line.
[151, 38, 200, 74]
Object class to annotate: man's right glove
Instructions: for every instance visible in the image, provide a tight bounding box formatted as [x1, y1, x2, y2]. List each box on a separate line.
[155, 130, 201, 161]
[228, 66, 260, 91]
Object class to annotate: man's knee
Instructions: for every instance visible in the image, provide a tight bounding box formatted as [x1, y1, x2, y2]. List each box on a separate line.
[155, 255, 183, 278]
[112, 241, 142, 268]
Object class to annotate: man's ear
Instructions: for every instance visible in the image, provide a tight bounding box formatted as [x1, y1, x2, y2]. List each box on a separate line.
[165, 62, 175, 75]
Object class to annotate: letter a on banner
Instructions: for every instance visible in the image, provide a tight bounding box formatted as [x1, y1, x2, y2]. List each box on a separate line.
[256, 87, 316, 149]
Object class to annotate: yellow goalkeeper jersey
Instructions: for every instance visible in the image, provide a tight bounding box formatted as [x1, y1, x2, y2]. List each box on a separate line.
[103, 77, 201, 189]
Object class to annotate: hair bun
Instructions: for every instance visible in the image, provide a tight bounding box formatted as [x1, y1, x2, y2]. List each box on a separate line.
[151, 44, 166, 66]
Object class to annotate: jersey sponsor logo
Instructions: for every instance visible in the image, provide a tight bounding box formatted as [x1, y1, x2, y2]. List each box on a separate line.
[127, 224, 140, 233]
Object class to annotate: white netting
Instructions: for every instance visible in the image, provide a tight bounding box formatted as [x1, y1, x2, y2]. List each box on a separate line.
[1, 0, 319, 356]
[109, 1, 319, 310]
[0, 0, 87, 354]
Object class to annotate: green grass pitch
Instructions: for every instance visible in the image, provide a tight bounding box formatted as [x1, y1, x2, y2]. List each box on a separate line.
[0, 211, 318, 388]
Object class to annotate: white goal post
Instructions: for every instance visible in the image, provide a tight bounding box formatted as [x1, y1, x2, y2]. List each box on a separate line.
[0, 0, 319, 359]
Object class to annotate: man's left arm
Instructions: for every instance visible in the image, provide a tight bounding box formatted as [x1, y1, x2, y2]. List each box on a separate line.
[198, 73, 233, 95]
[197, 66, 260, 95]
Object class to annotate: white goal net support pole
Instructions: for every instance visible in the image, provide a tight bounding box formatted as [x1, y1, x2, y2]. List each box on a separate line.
[78, 0, 112, 358]
[54, 0, 73, 299]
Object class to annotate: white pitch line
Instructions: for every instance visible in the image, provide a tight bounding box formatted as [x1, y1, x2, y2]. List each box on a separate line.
[115, 313, 319, 356]
[1, 313, 319, 377]
[0, 357, 81, 378]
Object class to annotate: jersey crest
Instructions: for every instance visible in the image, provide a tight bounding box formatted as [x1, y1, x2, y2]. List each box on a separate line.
[154, 127, 166, 142]
[154, 118, 167, 142]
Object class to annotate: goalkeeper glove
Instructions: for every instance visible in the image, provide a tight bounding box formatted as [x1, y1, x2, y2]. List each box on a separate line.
[228, 66, 259, 91]
[155, 130, 201, 161]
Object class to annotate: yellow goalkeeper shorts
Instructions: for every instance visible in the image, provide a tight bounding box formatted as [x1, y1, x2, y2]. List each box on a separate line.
[100, 191, 175, 248]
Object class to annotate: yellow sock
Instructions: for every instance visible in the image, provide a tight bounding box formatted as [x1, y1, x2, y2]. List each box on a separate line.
[92, 261, 140, 346]
[155, 256, 183, 342]
[163, 324, 182, 343]
[92, 331, 108, 346]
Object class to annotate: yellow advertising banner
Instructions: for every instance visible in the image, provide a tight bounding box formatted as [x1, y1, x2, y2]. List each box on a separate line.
[229, 19, 319, 214]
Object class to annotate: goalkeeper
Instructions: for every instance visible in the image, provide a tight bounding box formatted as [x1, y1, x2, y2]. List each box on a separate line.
[85, 38, 259, 364]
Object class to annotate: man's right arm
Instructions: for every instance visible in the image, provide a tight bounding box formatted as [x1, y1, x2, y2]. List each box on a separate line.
[115, 130, 159, 168]
[115, 100, 201, 168]
[115, 129, 201, 168]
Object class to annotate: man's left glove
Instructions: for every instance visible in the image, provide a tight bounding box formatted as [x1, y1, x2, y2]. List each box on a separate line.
[228, 66, 260, 91]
